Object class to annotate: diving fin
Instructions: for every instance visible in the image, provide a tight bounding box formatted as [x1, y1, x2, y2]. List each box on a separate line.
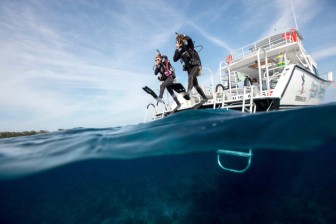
[171, 83, 190, 100]
[142, 86, 158, 99]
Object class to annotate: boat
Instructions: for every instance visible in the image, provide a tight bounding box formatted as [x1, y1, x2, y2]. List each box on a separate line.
[142, 28, 334, 173]
[144, 28, 333, 121]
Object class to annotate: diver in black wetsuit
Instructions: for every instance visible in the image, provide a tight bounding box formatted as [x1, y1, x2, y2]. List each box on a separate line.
[154, 53, 181, 111]
[173, 34, 208, 104]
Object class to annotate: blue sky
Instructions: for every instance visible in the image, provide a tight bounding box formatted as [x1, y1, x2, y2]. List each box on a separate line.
[1, 0, 336, 131]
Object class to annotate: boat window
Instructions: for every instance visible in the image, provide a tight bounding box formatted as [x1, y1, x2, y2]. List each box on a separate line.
[313, 65, 319, 76]
[236, 72, 247, 81]
[270, 80, 278, 89]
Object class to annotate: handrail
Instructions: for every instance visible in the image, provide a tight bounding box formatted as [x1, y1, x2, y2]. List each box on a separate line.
[257, 48, 270, 95]
[218, 60, 226, 86]
[156, 101, 168, 118]
[297, 42, 313, 73]
[218, 62, 235, 96]
[217, 148, 253, 173]
[202, 67, 216, 104]
[242, 87, 247, 112]
[241, 86, 254, 113]
[144, 103, 156, 123]
[214, 84, 225, 109]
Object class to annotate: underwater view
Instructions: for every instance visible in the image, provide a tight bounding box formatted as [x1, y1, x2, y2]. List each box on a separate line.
[1, 103, 336, 223]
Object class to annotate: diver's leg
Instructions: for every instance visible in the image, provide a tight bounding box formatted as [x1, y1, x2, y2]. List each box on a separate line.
[156, 80, 166, 103]
[167, 86, 181, 111]
[195, 84, 207, 100]
[187, 66, 199, 94]
[167, 86, 181, 106]
[166, 76, 181, 108]
[158, 80, 167, 98]
[190, 66, 207, 101]
[159, 76, 174, 97]
[157, 76, 174, 103]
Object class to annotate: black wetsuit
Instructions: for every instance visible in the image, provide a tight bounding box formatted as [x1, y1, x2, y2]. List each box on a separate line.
[154, 57, 180, 106]
[244, 77, 252, 86]
[173, 36, 207, 100]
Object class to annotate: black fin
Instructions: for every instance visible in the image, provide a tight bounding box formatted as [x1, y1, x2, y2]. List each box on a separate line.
[142, 86, 158, 99]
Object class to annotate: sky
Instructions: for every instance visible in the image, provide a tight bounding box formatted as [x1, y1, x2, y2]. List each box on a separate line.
[1, 0, 336, 132]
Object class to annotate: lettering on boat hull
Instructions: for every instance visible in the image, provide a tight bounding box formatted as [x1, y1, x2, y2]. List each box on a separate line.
[295, 95, 307, 102]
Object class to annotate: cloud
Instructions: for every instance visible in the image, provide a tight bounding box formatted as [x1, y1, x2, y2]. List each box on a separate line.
[0, 0, 210, 131]
[1, 0, 181, 131]
[0, 0, 335, 131]
[190, 22, 232, 52]
[239, 0, 322, 38]
[311, 46, 336, 61]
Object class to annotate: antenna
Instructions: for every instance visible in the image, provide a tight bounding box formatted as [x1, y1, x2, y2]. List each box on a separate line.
[291, 0, 299, 31]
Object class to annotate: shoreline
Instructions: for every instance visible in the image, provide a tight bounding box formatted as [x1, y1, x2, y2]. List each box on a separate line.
[0, 130, 50, 139]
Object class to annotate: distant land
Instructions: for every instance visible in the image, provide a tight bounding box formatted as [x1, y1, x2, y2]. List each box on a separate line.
[0, 130, 52, 138]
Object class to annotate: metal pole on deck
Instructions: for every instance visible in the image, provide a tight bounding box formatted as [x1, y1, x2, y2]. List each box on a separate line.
[291, 1, 299, 31]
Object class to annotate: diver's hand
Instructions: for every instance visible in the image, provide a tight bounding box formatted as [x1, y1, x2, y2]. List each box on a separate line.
[176, 41, 182, 49]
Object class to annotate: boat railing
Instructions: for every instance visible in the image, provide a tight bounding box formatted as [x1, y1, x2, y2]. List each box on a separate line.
[215, 86, 256, 113]
[218, 64, 240, 95]
[219, 47, 272, 97]
[319, 71, 334, 81]
[200, 67, 216, 102]
[265, 66, 284, 77]
[242, 86, 256, 113]
[257, 48, 270, 95]
[144, 100, 172, 122]
[144, 103, 157, 122]
[227, 28, 301, 63]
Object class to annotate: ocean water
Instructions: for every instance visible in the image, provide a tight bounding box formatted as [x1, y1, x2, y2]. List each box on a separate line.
[1, 104, 336, 223]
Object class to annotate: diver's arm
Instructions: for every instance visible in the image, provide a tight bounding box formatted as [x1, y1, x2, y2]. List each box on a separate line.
[173, 39, 183, 62]
[184, 36, 194, 49]
[154, 64, 161, 75]
[173, 50, 180, 62]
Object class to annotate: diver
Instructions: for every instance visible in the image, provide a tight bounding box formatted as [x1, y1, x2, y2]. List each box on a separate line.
[252, 78, 259, 86]
[154, 53, 181, 111]
[173, 34, 208, 107]
[244, 75, 252, 86]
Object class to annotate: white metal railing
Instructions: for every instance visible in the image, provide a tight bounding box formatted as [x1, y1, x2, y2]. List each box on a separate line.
[257, 48, 270, 95]
[201, 67, 216, 102]
[242, 87, 255, 113]
[218, 47, 271, 99]
[320, 71, 333, 81]
[218, 65, 239, 96]
[227, 28, 301, 63]
[144, 103, 156, 122]
[213, 86, 256, 113]
[144, 100, 172, 122]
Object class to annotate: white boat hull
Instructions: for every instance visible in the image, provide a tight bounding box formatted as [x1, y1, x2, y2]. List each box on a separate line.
[272, 65, 330, 109]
